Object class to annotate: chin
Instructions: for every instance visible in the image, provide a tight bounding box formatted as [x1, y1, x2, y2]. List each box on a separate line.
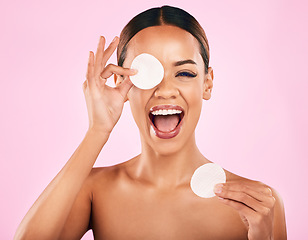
[135, 104, 200, 156]
[139, 126, 195, 157]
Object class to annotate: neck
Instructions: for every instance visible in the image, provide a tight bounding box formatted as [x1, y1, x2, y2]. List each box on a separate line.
[132, 133, 210, 189]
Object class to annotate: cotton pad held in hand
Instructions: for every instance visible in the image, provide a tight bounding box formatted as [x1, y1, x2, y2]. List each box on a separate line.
[130, 53, 164, 89]
[190, 163, 226, 198]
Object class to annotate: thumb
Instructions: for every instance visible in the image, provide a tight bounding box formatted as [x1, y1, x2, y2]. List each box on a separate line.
[117, 76, 133, 100]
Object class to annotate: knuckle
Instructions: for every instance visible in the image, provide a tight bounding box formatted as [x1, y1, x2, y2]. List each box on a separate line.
[105, 63, 115, 70]
[267, 187, 273, 195]
[257, 181, 272, 195]
[261, 183, 272, 195]
[269, 196, 276, 207]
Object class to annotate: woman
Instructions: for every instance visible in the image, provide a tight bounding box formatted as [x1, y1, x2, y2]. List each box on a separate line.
[14, 5, 287, 240]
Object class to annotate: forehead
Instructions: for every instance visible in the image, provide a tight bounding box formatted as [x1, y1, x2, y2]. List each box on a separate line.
[123, 25, 203, 69]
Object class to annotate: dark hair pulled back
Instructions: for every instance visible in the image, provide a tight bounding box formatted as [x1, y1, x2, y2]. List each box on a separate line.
[117, 5, 210, 73]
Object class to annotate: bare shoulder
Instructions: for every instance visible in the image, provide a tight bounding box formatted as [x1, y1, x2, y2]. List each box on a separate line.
[86, 159, 133, 187]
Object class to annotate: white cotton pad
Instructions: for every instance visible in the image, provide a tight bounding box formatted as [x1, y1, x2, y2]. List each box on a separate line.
[190, 163, 226, 198]
[130, 53, 164, 89]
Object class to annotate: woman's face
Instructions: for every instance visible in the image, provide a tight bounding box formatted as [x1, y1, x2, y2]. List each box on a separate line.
[120, 25, 213, 155]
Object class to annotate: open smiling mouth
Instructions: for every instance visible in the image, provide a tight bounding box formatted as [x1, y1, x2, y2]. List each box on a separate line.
[148, 105, 185, 139]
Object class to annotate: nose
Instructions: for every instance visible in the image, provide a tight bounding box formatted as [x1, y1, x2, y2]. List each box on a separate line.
[154, 77, 179, 99]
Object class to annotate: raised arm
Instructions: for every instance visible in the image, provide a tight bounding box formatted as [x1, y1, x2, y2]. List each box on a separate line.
[14, 36, 136, 240]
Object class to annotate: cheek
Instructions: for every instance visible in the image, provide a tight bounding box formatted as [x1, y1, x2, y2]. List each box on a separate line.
[181, 80, 204, 105]
[180, 81, 204, 124]
[128, 88, 150, 126]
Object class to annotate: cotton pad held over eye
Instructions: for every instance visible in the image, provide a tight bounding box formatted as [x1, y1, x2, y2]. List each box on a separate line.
[190, 163, 226, 198]
[130, 53, 164, 89]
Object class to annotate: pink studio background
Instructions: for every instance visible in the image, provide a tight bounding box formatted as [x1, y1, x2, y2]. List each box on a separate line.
[1, 0, 307, 239]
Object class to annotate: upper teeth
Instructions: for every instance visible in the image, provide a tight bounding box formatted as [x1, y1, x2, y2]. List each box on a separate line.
[151, 109, 182, 115]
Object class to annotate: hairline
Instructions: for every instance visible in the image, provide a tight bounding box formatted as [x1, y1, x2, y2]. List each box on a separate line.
[119, 24, 208, 72]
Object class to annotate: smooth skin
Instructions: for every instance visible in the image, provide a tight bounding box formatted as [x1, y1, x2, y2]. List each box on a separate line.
[14, 26, 287, 240]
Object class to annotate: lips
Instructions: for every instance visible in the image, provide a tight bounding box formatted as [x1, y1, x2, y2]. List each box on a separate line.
[148, 105, 185, 139]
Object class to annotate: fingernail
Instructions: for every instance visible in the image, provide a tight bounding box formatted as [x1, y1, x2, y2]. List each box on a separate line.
[218, 197, 224, 200]
[214, 183, 223, 193]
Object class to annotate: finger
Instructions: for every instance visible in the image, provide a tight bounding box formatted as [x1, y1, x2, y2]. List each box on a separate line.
[219, 197, 257, 215]
[219, 197, 273, 228]
[86, 51, 95, 88]
[217, 183, 270, 203]
[223, 181, 273, 196]
[116, 76, 133, 99]
[100, 64, 137, 80]
[218, 197, 261, 224]
[101, 36, 119, 67]
[217, 188, 267, 212]
[94, 36, 106, 77]
[216, 182, 277, 211]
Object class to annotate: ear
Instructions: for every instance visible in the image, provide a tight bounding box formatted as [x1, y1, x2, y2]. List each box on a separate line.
[203, 67, 214, 100]
[114, 74, 129, 102]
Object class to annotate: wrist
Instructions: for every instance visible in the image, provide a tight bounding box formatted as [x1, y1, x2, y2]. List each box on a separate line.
[83, 127, 110, 152]
[87, 125, 112, 138]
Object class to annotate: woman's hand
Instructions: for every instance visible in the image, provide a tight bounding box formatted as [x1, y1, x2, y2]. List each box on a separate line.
[214, 181, 276, 240]
[83, 36, 137, 134]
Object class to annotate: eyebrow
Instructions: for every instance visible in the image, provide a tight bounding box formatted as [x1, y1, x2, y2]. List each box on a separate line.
[173, 59, 197, 67]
